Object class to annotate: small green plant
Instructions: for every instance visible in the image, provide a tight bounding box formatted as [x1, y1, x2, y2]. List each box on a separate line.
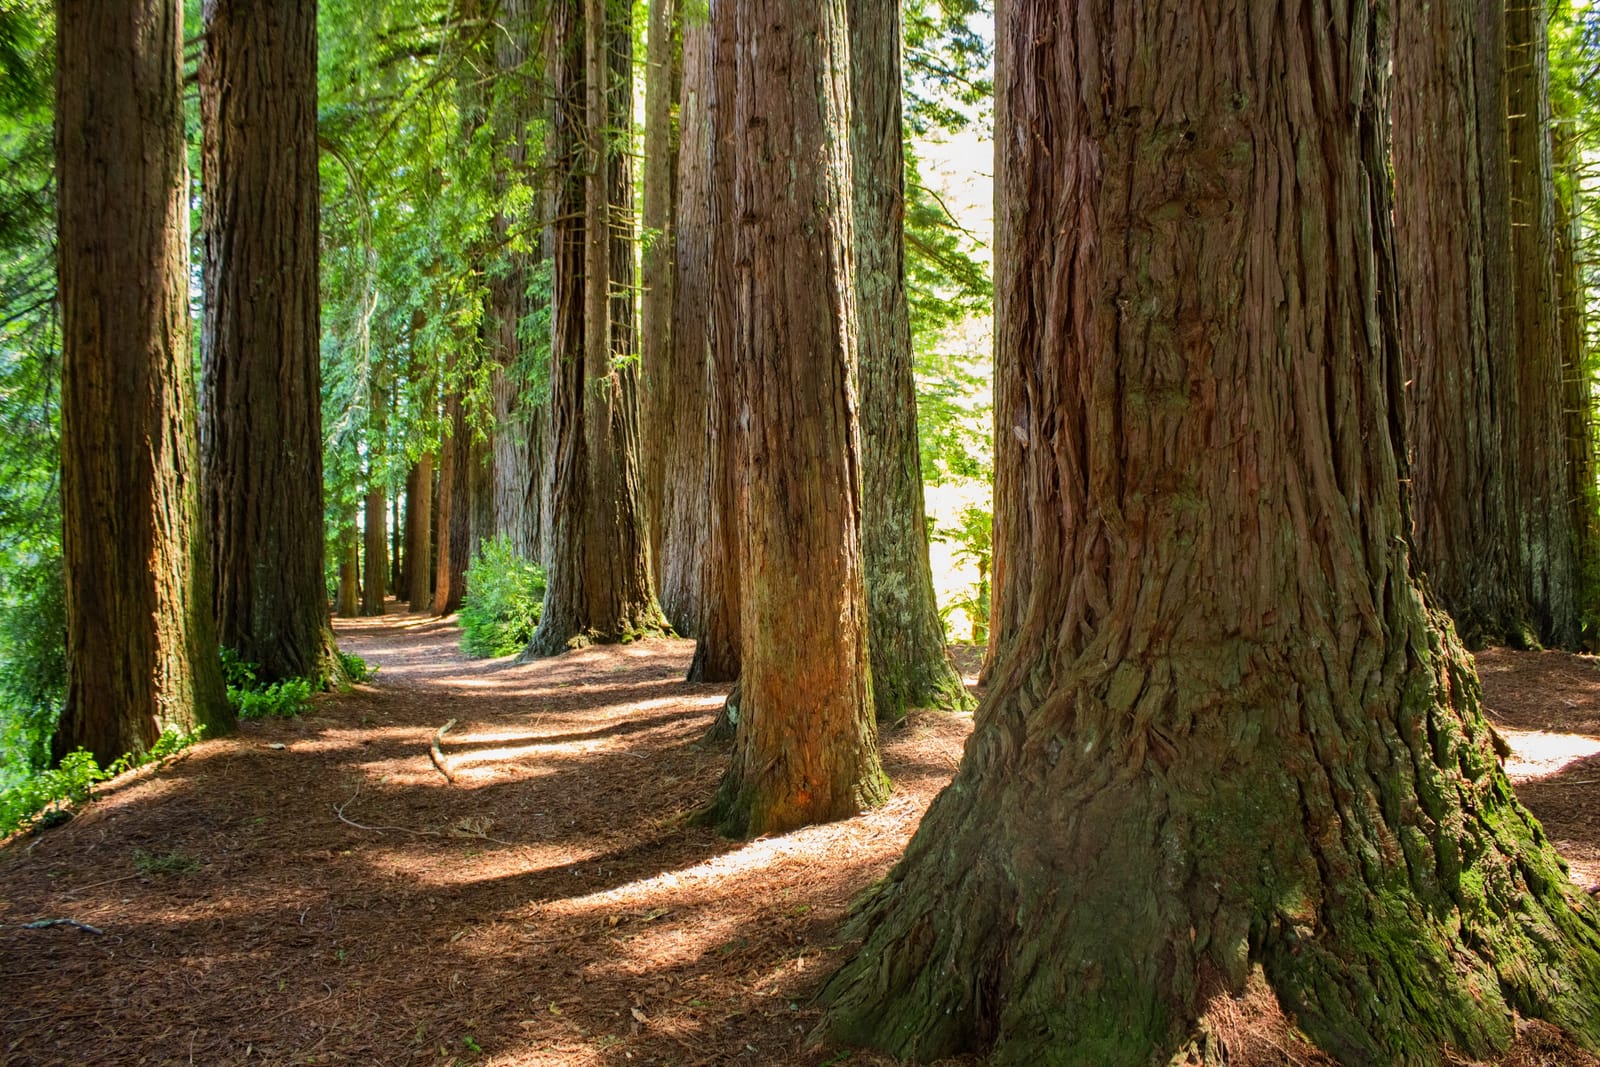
[220, 648, 315, 719]
[132, 848, 200, 875]
[337, 650, 375, 684]
[0, 726, 203, 837]
[937, 503, 992, 644]
[459, 535, 545, 658]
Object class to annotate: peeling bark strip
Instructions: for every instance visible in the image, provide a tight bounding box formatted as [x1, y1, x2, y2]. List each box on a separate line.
[848, 0, 969, 721]
[1392, 0, 1528, 649]
[526, 0, 666, 657]
[700, 0, 887, 837]
[55, 0, 232, 764]
[200, 0, 340, 682]
[820, 4, 1600, 1064]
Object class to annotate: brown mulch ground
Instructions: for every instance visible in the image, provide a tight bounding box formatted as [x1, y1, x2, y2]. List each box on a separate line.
[0, 610, 1597, 1066]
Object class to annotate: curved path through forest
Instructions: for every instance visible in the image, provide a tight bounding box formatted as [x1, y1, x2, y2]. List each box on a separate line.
[1, 606, 1598, 1066]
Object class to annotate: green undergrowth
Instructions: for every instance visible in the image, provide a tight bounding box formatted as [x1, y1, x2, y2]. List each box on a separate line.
[221, 649, 314, 719]
[0, 726, 203, 838]
[459, 535, 546, 658]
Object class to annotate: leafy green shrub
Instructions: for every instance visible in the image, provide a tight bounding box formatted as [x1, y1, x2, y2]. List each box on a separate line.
[0, 727, 204, 838]
[0, 554, 67, 789]
[220, 648, 315, 720]
[337, 649, 375, 684]
[459, 535, 545, 658]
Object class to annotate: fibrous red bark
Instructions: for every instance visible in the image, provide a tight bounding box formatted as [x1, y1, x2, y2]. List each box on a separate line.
[820, 4, 1600, 1063]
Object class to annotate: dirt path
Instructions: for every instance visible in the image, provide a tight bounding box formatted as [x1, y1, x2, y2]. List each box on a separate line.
[1, 609, 1598, 1066]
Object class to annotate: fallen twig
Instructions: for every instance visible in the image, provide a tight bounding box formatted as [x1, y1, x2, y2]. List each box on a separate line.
[430, 718, 459, 784]
[21, 918, 104, 935]
[332, 784, 442, 838]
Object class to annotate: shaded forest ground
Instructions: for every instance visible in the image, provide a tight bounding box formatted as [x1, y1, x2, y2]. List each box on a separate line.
[0, 606, 1597, 1067]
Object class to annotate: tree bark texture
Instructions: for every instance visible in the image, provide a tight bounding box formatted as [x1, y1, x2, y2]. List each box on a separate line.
[405, 454, 435, 609]
[526, 0, 667, 656]
[702, 0, 888, 838]
[687, 1, 741, 685]
[820, 4, 1600, 1064]
[1553, 133, 1599, 632]
[1508, 0, 1586, 648]
[361, 482, 387, 616]
[848, 0, 968, 721]
[432, 385, 464, 615]
[488, 0, 542, 564]
[642, 0, 708, 639]
[199, 0, 341, 684]
[1391, 0, 1529, 649]
[54, 0, 232, 765]
[336, 515, 360, 619]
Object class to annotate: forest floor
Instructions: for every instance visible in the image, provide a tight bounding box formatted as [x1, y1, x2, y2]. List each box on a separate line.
[0, 604, 1598, 1067]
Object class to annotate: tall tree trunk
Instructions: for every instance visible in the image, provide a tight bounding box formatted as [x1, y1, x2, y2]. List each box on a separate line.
[1391, 0, 1529, 648]
[641, 0, 703, 635]
[54, 0, 233, 765]
[1554, 132, 1598, 637]
[390, 491, 402, 594]
[701, 0, 888, 838]
[198, 0, 340, 685]
[1509, 0, 1585, 648]
[336, 510, 360, 619]
[432, 390, 463, 615]
[848, 0, 968, 721]
[687, 1, 741, 685]
[361, 482, 387, 616]
[405, 453, 434, 610]
[487, 0, 541, 562]
[821, 4, 1600, 1063]
[526, 0, 667, 656]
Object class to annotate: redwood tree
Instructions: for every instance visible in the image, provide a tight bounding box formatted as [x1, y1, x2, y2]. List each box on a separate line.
[54, 0, 232, 764]
[198, 0, 341, 684]
[1508, 0, 1588, 648]
[1391, 0, 1529, 649]
[820, 4, 1600, 1063]
[701, 0, 887, 836]
[848, 0, 968, 721]
[526, 0, 667, 656]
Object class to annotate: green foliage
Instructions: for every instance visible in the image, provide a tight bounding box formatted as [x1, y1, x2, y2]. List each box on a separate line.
[221, 649, 316, 720]
[459, 535, 545, 658]
[937, 505, 992, 644]
[338, 650, 376, 684]
[903, 0, 992, 135]
[0, 727, 204, 838]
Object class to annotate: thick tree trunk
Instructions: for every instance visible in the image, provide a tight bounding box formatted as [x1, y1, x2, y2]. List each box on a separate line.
[526, 0, 667, 657]
[432, 393, 463, 615]
[1508, 0, 1586, 648]
[54, 0, 233, 765]
[198, 0, 340, 685]
[336, 512, 360, 619]
[820, 4, 1600, 1064]
[1391, 0, 1529, 649]
[687, 1, 741, 686]
[361, 483, 387, 616]
[1554, 134, 1599, 634]
[405, 454, 434, 610]
[701, 0, 888, 838]
[848, 0, 968, 721]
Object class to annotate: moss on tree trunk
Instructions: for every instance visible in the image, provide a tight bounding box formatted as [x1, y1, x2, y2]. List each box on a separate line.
[818, 3, 1600, 1063]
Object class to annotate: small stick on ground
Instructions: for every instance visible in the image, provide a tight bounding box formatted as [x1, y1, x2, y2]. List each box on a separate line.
[430, 718, 459, 784]
[21, 918, 105, 935]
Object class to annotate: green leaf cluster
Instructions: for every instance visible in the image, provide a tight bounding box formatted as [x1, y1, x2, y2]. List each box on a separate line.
[459, 534, 546, 658]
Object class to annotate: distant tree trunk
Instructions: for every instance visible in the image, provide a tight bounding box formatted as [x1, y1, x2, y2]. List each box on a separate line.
[405, 454, 434, 610]
[432, 388, 463, 615]
[54, 0, 233, 766]
[848, 0, 968, 720]
[390, 492, 402, 593]
[198, 0, 340, 685]
[687, 1, 741, 685]
[361, 482, 387, 616]
[526, 0, 667, 656]
[336, 511, 360, 618]
[641, 0, 704, 635]
[468, 427, 494, 553]
[1391, 0, 1529, 649]
[701, 0, 888, 838]
[821, 3, 1600, 1063]
[488, 0, 540, 562]
[1508, 0, 1586, 648]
